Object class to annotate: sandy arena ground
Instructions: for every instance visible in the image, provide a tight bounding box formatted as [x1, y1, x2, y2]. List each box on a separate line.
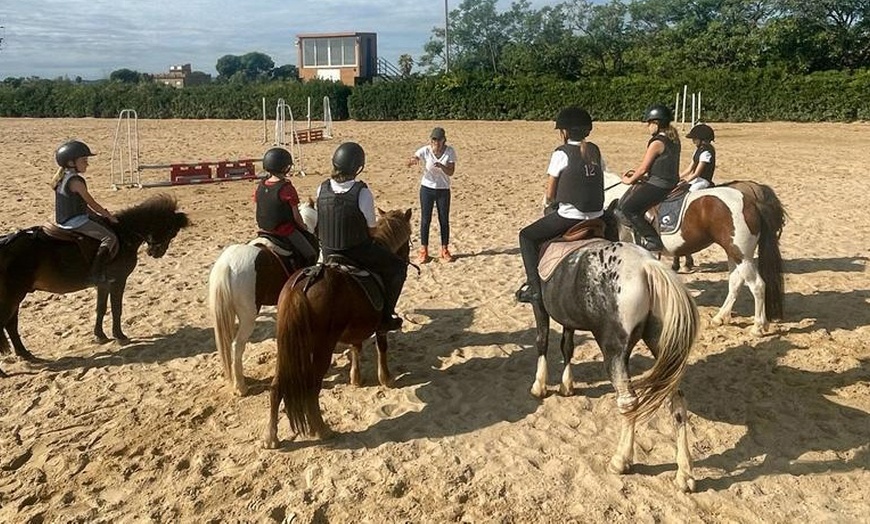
[0, 118, 868, 522]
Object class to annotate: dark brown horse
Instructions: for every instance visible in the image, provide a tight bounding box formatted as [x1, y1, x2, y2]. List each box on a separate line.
[606, 174, 787, 335]
[263, 208, 412, 448]
[208, 199, 317, 396]
[0, 194, 190, 376]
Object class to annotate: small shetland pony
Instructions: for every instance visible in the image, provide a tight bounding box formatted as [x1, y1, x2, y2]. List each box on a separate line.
[532, 236, 700, 491]
[207, 199, 317, 396]
[0, 194, 190, 376]
[605, 173, 786, 335]
[263, 208, 412, 449]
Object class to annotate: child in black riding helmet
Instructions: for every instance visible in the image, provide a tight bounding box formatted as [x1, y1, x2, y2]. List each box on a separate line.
[50, 140, 119, 284]
[516, 106, 607, 304]
[254, 147, 318, 266]
[316, 142, 407, 332]
[680, 123, 716, 191]
[616, 104, 681, 252]
[674, 123, 717, 271]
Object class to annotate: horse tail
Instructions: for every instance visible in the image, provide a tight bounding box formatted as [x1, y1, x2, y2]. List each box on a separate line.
[208, 253, 237, 381]
[631, 259, 700, 422]
[274, 286, 319, 435]
[753, 184, 787, 319]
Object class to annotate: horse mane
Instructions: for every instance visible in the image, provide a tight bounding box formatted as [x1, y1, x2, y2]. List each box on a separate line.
[115, 194, 189, 234]
[372, 209, 411, 254]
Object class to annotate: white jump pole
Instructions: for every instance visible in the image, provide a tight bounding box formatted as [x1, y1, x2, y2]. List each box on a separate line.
[110, 109, 140, 189]
[306, 96, 312, 130]
[681, 84, 688, 127]
[323, 96, 333, 138]
[697, 91, 702, 123]
[691, 92, 696, 127]
[262, 97, 267, 144]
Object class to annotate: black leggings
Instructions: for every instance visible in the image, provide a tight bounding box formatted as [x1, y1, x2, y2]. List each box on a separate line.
[618, 183, 671, 218]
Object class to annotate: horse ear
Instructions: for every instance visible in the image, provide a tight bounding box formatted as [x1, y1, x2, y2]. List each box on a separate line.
[176, 212, 191, 229]
[404, 208, 412, 220]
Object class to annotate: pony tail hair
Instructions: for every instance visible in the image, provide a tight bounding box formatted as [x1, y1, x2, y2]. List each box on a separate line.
[49, 167, 65, 190]
[665, 125, 681, 146]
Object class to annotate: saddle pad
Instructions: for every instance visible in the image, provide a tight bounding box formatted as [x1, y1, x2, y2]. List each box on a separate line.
[658, 193, 691, 235]
[538, 238, 606, 282]
[248, 237, 292, 257]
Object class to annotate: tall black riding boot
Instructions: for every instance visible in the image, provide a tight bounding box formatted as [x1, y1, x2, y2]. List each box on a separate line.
[627, 213, 664, 252]
[89, 246, 113, 285]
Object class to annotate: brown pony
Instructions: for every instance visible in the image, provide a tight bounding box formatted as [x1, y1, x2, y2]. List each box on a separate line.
[606, 173, 786, 335]
[0, 194, 190, 376]
[263, 208, 412, 448]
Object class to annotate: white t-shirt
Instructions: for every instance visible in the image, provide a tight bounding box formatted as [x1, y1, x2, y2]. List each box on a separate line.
[414, 144, 457, 189]
[315, 179, 377, 227]
[546, 140, 607, 220]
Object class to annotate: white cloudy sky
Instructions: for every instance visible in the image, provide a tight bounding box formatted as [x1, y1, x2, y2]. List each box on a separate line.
[0, 0, 563, 79]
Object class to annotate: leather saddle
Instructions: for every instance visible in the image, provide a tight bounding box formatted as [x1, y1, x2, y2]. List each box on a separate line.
[40, 222, 100, 260]
[292, 254, 385, 311]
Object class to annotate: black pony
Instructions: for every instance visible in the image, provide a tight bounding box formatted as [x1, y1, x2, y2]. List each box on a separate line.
[0, 194, 190, 376]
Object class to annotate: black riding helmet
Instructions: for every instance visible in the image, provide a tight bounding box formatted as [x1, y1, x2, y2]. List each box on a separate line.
[642, 104, 673, 127]
[262, 147, 293, 174]
[55, 140, 96, 168]
[686, 123, 714, 142]
[555, 106, 593, 131]
[332, 142, 366, 178]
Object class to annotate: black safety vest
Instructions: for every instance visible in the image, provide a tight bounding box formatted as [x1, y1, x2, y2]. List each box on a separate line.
[647, 134, 680, 189]
[693, 143, 716, 182]
[256, 180, 293, 232]
[553, 143, 604, 213]
[55, 171, 89, 224]
[317, 180, 370, 250]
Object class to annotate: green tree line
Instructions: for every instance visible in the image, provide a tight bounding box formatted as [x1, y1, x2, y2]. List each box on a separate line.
[2, 0, 868, 122]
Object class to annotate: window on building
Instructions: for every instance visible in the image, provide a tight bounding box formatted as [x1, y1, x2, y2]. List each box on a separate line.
[302, 36, 357, 67]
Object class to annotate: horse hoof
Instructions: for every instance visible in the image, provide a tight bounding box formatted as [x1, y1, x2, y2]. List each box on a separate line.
[710, 315, 728, 327]
[608, 455, 631, 475]
[234, 384, 249, 397]
[675, 472, 696, 493]
[558, 384, 574, 397]
[114, 335, 131, 345]
[530, 382, 547, 399]
[94, 335, 112, 345]
[263, 436, 280, 450]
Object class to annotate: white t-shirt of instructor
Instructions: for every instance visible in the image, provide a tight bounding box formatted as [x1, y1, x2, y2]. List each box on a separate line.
[414, 145, 457, 190]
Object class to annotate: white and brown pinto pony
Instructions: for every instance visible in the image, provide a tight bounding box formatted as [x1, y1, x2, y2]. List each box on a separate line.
[207, 199, 317, 396]
[604, 172, 786, 335]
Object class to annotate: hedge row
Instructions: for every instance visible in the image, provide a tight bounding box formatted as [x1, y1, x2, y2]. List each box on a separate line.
[0, 80, 352, 120]
[2, 68, 869, 122]
[348, 68, 870, 122]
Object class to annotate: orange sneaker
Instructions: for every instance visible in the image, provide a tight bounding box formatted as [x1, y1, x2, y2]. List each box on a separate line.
[418, 246, 430, 264]
[440, 246, 454, 263]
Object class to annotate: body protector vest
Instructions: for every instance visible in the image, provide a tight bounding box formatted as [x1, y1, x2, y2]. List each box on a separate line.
[647, 135, 680, 189]
[554, 143, 605, 213]
[693, 143, 716, 182]
[256, 180, 294, 233]
[317, 180, 370, 251]
[55, 171, 89, 224]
